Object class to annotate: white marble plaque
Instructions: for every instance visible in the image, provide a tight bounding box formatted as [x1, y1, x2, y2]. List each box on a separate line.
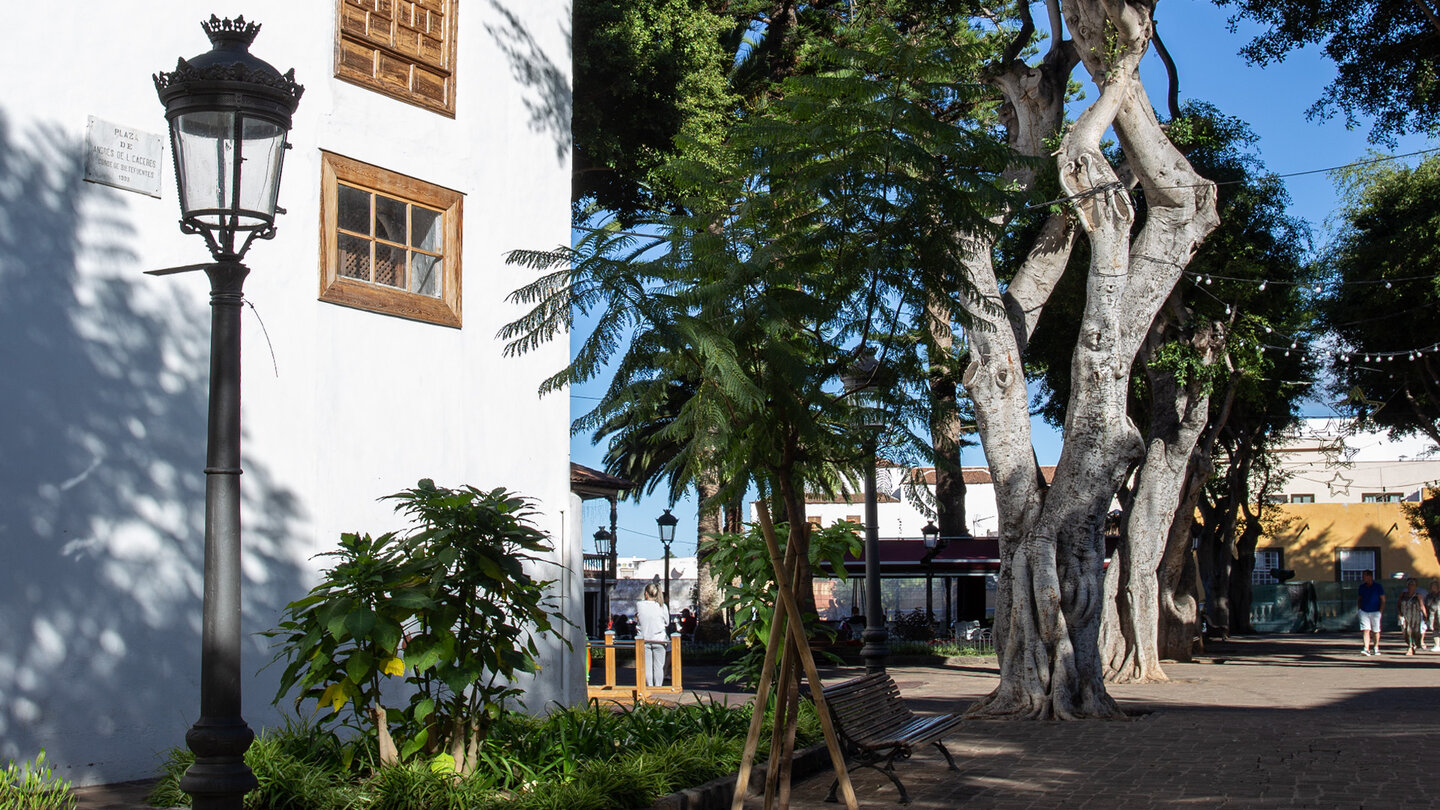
[84, 116, 164, 198]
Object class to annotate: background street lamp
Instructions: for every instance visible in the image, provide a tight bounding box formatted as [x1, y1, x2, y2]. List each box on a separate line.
[920, 521, 945, 628]
[656, 508, 678, 607]
[842, 347, 890, 674]
[594, 527, 614, 634]
[152, 16, 302, 810]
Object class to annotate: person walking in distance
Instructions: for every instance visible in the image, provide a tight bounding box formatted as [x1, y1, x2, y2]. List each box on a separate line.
[1358, 569, 1385, 655]
[1399, 577, 1425, 655]
[1427, 580, 1440, 652]
[635, 582, 671, 687]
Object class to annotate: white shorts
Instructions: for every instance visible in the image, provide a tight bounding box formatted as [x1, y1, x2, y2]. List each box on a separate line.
[1359, 611, 1382, 632]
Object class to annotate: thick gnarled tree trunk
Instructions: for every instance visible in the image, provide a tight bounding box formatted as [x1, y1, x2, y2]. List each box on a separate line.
[1157, 452, 1210, 661]
[959, 0, 1219, 719]
[1100, 314, 1220, 682]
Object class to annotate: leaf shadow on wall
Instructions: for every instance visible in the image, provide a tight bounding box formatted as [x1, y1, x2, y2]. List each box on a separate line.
[0, 109, 308, 783]
[487, 0, 573, 164]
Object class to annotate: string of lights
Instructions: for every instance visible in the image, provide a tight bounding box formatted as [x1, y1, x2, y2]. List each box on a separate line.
[1022, 147, 1440, 212]
[1184, 270, 1440, 290]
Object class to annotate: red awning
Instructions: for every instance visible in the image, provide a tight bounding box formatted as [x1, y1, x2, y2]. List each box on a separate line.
[816, 537, 1001, 577]
[815, 535, 1118, 577]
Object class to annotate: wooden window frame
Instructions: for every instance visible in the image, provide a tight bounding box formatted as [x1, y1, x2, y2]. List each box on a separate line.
[1289, 493, 1315, 504]
[335, 0, 458, 117]
[1362, 492, 1402, 503]
[319, 151, 463, 328]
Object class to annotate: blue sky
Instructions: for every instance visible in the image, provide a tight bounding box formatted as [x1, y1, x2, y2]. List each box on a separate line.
[568, 1, 1439, 560]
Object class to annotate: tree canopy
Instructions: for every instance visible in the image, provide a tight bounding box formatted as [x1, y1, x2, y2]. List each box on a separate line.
[1214, 0, 1440, 144]
[1320, 155, 1440, 448]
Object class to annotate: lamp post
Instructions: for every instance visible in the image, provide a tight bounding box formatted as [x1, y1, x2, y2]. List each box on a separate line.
[594, 528, 614, 634]
[842, 347, 889, 674]
[921, 521, 944, 629]
[152, 17, 301, 810]
[656, 508, 678, 606]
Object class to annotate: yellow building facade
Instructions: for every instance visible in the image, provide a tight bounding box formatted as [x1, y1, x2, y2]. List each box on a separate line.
[1261, 501, 1439, 583]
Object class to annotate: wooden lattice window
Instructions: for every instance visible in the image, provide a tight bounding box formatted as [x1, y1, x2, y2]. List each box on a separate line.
[335, 0, 457, 116]
[320, 151, 463, 327]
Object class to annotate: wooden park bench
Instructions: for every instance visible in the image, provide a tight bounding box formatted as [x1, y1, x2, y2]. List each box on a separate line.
[819, 672, 963, 804]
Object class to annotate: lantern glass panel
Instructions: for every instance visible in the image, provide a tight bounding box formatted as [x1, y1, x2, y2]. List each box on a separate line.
[171, 111, 287, 228]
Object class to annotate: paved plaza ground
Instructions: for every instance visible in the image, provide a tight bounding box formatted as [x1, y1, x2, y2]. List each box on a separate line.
[74, 634, 1440, 809]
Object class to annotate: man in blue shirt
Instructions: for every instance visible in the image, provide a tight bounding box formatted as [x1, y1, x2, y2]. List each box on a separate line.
[1358, 569, 1386, 655]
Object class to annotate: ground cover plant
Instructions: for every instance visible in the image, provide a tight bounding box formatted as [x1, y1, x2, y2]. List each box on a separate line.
[148, 699, 821, 809]
[0, 750, 76, 810]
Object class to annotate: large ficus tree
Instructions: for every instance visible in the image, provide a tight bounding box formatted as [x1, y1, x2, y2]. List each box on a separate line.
[1024, 105, 1314, 681]
[955, 1, 1219, 718]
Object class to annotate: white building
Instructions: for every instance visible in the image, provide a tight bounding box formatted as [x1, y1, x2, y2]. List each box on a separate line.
[802, 463, 1026, 538]
[0, 1, 576, 785]
[1265, 418, 1440, 504]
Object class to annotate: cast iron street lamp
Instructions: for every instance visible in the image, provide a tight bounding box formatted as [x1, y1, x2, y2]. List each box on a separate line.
[842, 347, 889, 674]
[594, 528, 614, 634]
[921, 521, 945, 628]
[152, 17, 301, 810]
[656, 508, 678, 606]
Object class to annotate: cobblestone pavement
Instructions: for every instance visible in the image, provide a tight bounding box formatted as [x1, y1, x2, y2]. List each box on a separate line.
[740, 635, 1440, 809]
[75, 635, 1440, 809]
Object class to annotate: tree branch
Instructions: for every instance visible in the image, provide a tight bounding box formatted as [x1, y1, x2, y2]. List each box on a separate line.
[1411, 0, 1440, 36]
[1151, 18, 1182, 121]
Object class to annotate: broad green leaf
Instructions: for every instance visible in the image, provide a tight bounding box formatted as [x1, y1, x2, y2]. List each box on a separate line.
[345, 650, 375, 684]
[344, 608, 377, 639]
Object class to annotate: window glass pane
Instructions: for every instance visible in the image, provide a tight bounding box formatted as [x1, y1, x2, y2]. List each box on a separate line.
[338, 233, 370, 281]
[337, 184, 370, 234]
[411, 207, 443, 252]
[374, 195, 407, 244]
[374, 243, 405, 288]
[1253, 550, 1282, 584]
[1338, 549, 1376, 581]
[411, 255, 442, 297]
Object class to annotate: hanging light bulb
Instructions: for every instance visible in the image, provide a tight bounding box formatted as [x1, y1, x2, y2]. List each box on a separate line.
[1258, 280, 1268, 291]
[1385, 281, 1393, 289]
[1265, 325, 1273, 334]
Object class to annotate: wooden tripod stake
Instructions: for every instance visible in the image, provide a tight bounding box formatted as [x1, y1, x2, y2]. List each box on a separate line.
[729, 503, 857, 810]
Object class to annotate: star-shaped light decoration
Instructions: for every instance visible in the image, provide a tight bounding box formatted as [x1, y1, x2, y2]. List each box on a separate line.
[1326, 471, 1355, 498]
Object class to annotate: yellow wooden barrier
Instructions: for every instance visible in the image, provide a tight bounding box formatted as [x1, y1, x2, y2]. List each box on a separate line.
[586, 630, 684, 702]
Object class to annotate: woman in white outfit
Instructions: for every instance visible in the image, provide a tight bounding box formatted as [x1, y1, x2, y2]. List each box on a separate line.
[634, 582, 670, 687]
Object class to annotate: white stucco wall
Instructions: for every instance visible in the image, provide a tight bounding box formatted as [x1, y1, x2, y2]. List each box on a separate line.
[0, 0, 576, 784]
[802, 467, 1001, 539]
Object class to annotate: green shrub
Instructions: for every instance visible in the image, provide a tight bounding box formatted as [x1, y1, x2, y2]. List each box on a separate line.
[706, 521, 861, 687]
[148, 697, 818, 810]
[0, 750, 75, 810]
[265, 480, 568, 775]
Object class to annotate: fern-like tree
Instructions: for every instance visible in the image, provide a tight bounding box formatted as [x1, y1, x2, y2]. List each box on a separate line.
[508, 18, 1010, 623]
